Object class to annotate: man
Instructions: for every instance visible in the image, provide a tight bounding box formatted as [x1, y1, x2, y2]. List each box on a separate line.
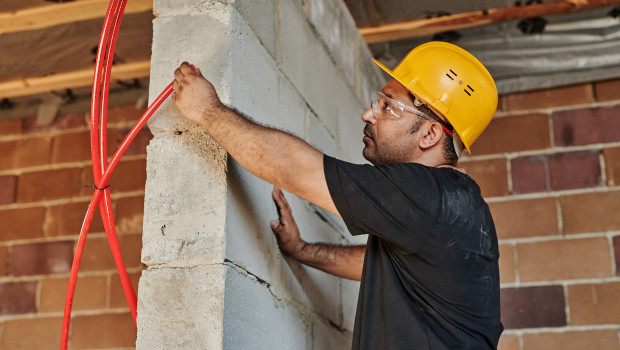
[173, 41, 503, 349]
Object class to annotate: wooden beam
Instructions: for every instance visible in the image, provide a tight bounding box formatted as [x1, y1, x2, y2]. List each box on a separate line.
[359, 0, 620, 44]
[0, 0, 152, 35]
[0, 60, 151, 99]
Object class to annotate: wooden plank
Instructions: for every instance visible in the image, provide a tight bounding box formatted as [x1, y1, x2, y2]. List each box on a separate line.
[359, 0, 620, 43]
[0, 0, 152, 35]
[0, 60, 151, 99]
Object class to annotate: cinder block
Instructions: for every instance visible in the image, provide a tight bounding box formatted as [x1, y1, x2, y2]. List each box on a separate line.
[308, 111, 339, 157]
[225, 160, 282, 286]
[335, 82, 366, 163]
[277, 73, 307, 138]
[308, 0, 358, 88]
[233, 0, 277, 58]
[229, 8, 280, 127]
[148, 9, 232, 134]
[278, 250, 343, 326]
[341, 278, 360, 332]
[136, 265, 225, 350]
[279, 0, 341, 134]
[223, 266, 309, 349]
[312, 316, 353, 350]
[142, 134, 227, 266]
[357, 39, 386, 105]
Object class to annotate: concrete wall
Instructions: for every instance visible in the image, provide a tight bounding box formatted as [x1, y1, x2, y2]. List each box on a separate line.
[138, 0, 384, 348]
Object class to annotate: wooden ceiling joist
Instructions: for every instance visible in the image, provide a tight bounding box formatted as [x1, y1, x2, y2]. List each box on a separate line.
[0, 0, 153, 35]
[359, 0, 620, 44]
[0, 60, 150, 99]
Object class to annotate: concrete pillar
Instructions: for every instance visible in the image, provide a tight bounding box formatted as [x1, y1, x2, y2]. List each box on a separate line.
[138, 0, 384, 348]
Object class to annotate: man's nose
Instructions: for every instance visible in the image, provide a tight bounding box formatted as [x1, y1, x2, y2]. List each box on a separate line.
[361, 107, 376, 124]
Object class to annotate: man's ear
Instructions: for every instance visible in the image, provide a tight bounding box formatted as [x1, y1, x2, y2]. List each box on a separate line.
[418, 122, 444, 150]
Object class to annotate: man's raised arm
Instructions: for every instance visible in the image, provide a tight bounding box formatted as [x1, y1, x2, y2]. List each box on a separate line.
[172, 62, 338, 216]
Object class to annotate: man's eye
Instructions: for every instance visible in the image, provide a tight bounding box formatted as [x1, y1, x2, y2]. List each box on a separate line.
[383, 102, 393, 111]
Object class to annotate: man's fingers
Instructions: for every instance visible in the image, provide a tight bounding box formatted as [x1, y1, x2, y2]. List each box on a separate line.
[173, 67, 184, 80]
[180, 62, 198, 75]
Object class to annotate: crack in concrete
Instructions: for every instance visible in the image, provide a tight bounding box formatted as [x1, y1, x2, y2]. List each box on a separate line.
[222, 258, 283, 302]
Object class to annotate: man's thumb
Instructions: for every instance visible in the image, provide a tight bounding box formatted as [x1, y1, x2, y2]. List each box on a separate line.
[270, 220, 279, 230]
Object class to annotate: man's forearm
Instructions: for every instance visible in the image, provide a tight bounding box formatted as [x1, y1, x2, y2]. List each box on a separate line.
[198, 104, 338, 215]
[291, 243, 366, 281]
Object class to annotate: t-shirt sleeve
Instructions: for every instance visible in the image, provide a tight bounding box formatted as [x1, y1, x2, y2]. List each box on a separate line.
[324, 155, 441, 253]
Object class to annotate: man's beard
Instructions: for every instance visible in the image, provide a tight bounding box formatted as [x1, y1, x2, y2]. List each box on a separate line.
[362, 117, 424, 166]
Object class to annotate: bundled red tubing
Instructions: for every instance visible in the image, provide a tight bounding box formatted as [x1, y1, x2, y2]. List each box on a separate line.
[60, 0, 174, 347]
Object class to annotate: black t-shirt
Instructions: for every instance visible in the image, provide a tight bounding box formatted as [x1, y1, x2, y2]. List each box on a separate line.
[324, 155, 503, 350]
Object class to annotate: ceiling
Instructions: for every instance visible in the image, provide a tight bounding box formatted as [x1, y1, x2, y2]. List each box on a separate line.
[2, 0, 620, 121]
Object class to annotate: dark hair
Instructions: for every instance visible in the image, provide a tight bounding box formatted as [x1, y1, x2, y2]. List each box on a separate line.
[442, 134, 458, 166]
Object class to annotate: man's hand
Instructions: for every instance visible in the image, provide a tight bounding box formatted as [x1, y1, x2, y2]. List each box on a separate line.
[172, 62, 222, 125]
[271, 186, 306, 258]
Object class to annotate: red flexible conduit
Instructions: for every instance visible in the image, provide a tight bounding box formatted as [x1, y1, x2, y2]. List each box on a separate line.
[61, 0, 174, 347]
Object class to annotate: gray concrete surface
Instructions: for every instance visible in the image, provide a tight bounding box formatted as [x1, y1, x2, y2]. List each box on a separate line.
[139, 0, 384, 348]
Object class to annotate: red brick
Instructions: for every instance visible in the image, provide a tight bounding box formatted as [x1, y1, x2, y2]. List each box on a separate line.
[16, 167, 81, 203]
[51, 129, 118, 164]
[39, 275, 107, 312]
[0, 175, 16, 205]
[523, 330, 620, 350]
[511, 155, 548, 194]
[505, 83, 594, 111]
[615, 236, 620, 276]
[119, 233, 143, 268]
[500, 285, 566, 329]
[604, 147, 620, 186]
[111, 158, 147, 192]
[469, 114, 551, 155]
[116, 195, 145, 233]
[560, 191, 620, 234]
[553, 105, 620, 146]
[71, 313, 136, 348]
[517, 237, 612, 282]
[568, 282, 620, 325]
[0, 137, 52, 171]
[0, 281, 36, 315]
[512, 151, 601, 193]
[9, 241, 73, 276]
[80, 236, 117, 272]
[117, 126, 152, 156]
[1, 317, 62, 349]
[497, 334, 519, 350]
[548, 151, 601, 191]
[594, 78, 620, 102]
[0, 206, 45, 241]
[44, 201, 105, 237]
[0, 246, 6, 276]
[459, 158, 509, 197]
[489, 198, 558, 240]
[110, 271, 141, 308]
[499, 244, 515, 284]
[22, 113, 85, 134]
[0, 118, 21, 136]
[107, 104, 145, 123]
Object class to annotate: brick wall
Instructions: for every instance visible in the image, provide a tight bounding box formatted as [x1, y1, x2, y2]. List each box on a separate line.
[460, 78, 620, 350]
[0, 104, 150, 349]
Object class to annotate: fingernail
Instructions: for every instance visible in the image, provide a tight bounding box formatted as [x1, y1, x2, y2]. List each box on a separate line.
[270, 221, 278, 229]
[190, 64, 197, 70]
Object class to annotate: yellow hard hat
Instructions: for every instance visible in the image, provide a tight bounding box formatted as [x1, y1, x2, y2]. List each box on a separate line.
[373, 41, 497, 154]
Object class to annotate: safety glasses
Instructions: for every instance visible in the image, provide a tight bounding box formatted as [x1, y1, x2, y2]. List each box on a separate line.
[371, 91, 453, 135]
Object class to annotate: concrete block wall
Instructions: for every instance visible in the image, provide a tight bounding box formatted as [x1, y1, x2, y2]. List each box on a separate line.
[0, 105, 150, 349]
[140, 0, 383, 348]
[459, 78, 620, 350]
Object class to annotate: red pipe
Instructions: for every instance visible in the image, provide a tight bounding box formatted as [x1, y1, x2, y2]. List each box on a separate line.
[61, 83, 173, 349]
[61, 0, 174, 346]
